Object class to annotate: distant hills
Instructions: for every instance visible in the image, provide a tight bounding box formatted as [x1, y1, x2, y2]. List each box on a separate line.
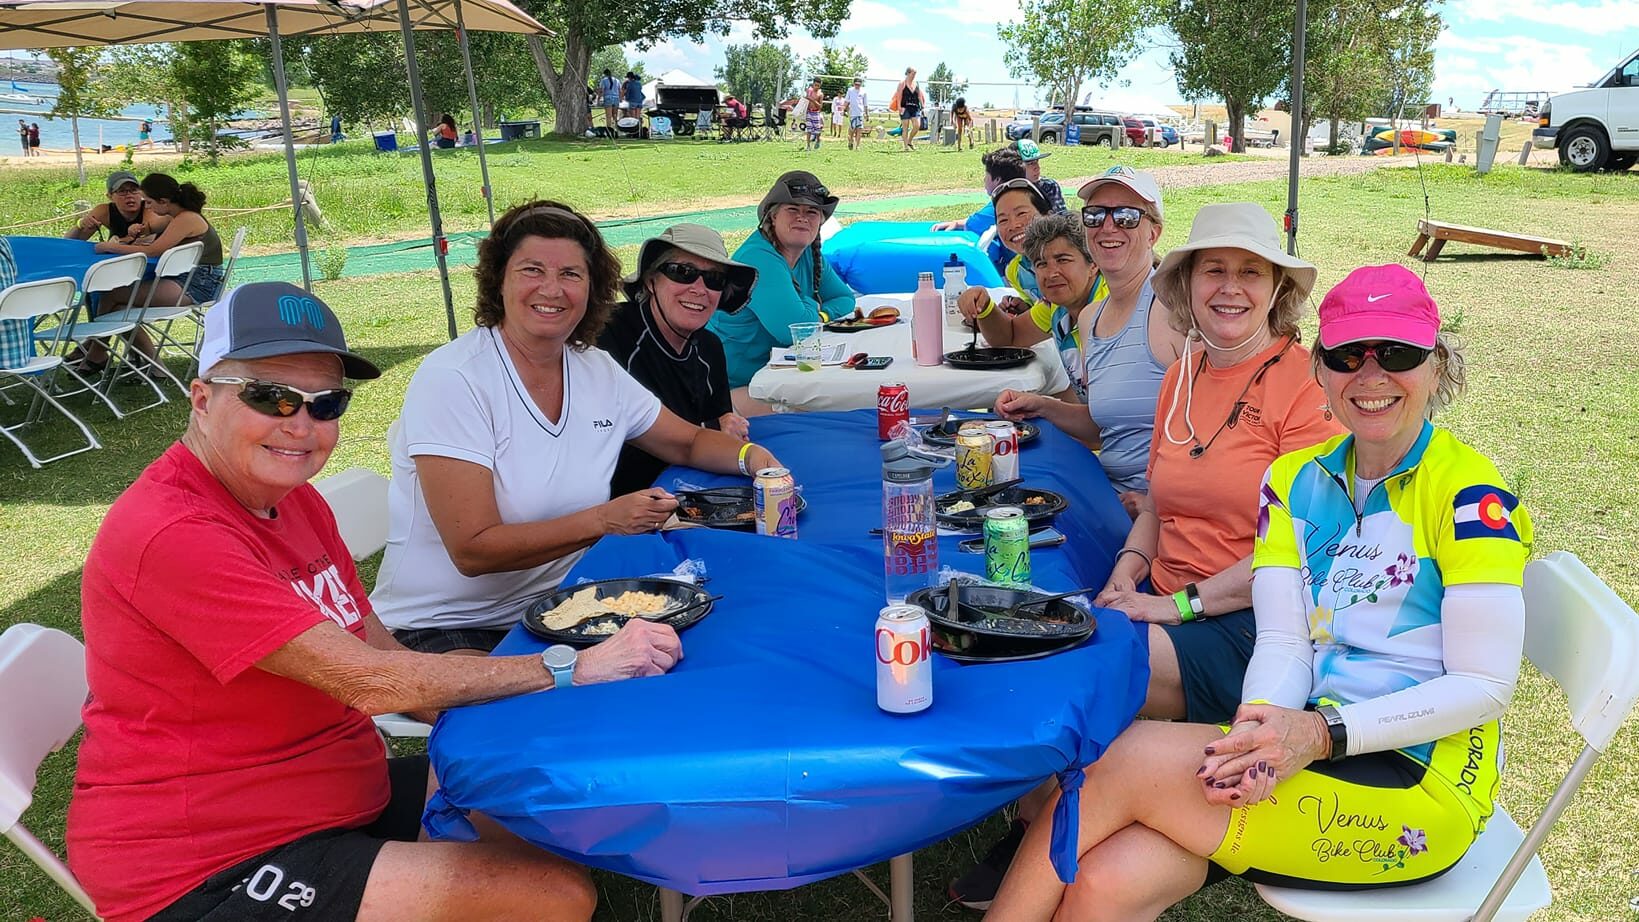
[0, 57, 59, 83]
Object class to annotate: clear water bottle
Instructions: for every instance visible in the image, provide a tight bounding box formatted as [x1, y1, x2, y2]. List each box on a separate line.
[941, 253, 966, 329]
[882, 440, 939, 604]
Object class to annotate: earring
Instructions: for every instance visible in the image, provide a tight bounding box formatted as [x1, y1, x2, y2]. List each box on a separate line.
[1322, 404, 1333, 421]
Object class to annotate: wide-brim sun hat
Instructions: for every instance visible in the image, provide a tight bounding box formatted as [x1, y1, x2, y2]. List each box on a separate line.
[757, 170, 839, 223]
[1316, 264, 1440, 349]
[1076, 165, 1163, 221]
[623, 223, 759, 314]
[1151, 202, 1317, 314]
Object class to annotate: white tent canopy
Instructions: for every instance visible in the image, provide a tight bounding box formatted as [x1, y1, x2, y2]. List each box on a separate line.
[641, 68, 716, 104]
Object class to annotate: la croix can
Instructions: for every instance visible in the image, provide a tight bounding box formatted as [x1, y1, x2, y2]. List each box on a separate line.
[876, 604, 932, 713]
[955, 427, 995, 490]
[983, 420, 1019, 482]
[877, 382, 909, 441]
[753, 467, 799, 539]
[983, 505, 1032, 586]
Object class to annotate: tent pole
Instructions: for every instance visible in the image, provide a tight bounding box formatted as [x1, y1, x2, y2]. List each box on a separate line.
[1285, 0, 1307, 256]
[265, 6, 314, 291]
[453, 0, 495, 227]
[396, 0, 458, 340]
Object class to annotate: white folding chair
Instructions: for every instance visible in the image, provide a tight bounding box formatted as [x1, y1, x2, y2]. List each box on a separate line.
[0, 277, 103, 468]
[51, 252, 169, 418]
[1256, 551, 1639, 922]
[0, 624, 100, 918]
[313, 465, 432, 741]
[180, 227, 247, 376]
[95, 240, 204, 396]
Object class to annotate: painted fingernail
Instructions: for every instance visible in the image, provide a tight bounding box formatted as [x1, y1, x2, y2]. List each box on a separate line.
[1230, 792, 1241, 801]
[1196, 765, 1208, 776]
[1267, 765, 1277, 777]
[1256, 760, 1268, 773]
[1203, 746, 1216, 755]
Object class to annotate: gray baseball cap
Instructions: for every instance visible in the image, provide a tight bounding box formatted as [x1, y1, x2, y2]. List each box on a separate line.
[106, 170, 140, 194]
[198, 281, 380, 380]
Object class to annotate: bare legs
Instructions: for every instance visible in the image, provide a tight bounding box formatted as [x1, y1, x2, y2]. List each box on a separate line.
[1140, 623, 1187, 719]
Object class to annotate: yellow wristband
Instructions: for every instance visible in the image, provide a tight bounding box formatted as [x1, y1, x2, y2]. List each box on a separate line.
[737, 442, 757, 476]
[975, 300, 996, 320]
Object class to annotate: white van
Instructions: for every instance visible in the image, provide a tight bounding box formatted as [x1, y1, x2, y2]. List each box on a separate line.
[1531, 46, 1639, 171]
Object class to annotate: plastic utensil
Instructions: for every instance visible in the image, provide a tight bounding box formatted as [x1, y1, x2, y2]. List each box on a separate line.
[1004, 587, 1097, 619]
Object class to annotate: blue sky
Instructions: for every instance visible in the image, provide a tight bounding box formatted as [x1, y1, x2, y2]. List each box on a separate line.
[633, 0, 1638, 113]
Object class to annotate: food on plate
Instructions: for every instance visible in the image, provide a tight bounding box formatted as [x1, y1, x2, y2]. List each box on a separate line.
[943, 499, 977, 514]
[867, 306, 900, 322]
[540, 587, 676, 630]
[1024, 495, 1047, 506]
[679, 498, 755, 522]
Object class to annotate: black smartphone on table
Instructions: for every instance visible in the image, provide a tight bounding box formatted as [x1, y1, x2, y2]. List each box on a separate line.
[958, 526, 1066, 553]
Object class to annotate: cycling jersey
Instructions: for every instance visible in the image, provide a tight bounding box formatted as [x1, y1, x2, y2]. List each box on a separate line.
[1252, 421, 1533, 822]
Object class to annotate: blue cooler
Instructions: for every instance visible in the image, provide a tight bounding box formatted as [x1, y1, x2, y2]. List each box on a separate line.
[372, 131, 398, 152]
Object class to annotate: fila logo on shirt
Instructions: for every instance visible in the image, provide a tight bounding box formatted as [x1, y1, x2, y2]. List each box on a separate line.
[593, 418, 614, 430]
[286, 562, 364, 629]
[1452, 485, 1521, 542]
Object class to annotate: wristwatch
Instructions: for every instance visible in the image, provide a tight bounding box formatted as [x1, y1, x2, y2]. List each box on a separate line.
[1316, 704, 1348, 762]
[542, 644, 577, 688]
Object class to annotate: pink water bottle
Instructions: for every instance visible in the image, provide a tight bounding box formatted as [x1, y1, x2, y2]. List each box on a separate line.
[910, 271, 943, 367]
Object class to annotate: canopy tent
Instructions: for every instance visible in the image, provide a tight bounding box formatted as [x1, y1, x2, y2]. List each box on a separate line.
[0, 0, 551, 339]
[640, 67, 715, 104]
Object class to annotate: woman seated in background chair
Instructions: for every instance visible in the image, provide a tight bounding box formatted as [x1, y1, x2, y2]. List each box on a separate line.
[708, 170, 853, 415]
[598, 223, 758, 497]
[984, 265, 1531, 921]
[370, 200, 784, 656]
[81, 173, 226, 370]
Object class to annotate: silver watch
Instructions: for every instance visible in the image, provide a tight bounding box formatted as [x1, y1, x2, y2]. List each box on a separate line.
[542, 644, 577, 688]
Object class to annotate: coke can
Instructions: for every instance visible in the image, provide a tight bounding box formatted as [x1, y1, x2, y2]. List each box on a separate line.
[753, 467, 799, 539]
[876, 604, 932, 713]
[984, 506, 1032, 586]
[983, 420, 1019, 482]
[877, 382, 909, 440]
[955, 428, 994, 490]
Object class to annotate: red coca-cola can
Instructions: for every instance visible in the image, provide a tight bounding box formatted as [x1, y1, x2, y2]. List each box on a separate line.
[877, 382, 909, 441]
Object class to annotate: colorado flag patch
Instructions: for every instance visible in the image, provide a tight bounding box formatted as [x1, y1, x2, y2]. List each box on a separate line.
[1453, 485, 1521, 541]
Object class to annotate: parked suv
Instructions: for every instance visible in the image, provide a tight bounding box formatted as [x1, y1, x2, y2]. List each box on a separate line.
[1038, 111, 1123, 147]
[1532, 46, 1639, 172]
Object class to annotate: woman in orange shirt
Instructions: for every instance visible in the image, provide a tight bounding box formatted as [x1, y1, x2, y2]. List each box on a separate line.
[435, 113, 459, 149]
[1096, 202, 1343, 725]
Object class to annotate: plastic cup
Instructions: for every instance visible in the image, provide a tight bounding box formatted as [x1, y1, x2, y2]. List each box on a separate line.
[790, 322, 823, 371]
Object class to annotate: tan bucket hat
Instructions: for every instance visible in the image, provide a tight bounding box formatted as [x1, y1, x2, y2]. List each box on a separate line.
[623, 223, 759, 314]
[1151, 203, 1317, 313]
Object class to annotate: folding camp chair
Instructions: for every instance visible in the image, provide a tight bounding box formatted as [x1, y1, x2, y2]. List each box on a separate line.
[693, 108, 717, 141]
[0, 277, 102, 468]
[650, 116, 675, 140]
[0, 623, 100, 917]
[92, 240, 204, 397]
[1256, 551, 1639, 922]
[178, 227, 248, 376]
[46, 252, 169, 419]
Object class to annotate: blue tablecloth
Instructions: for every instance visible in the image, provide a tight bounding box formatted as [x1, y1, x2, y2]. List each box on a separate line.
[4, 235, 156, 287]
[425, 409, 1148, 894]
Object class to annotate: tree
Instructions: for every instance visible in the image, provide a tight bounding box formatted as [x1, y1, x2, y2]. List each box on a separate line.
[1166, 0, 1292, 152]
[104, 45, 190, 153]
[515, 0, 851, 136]
[717, 41, 799, 108]
[804, 44, 869, 98]
[590, 46, 645, 83]
[45, 47, 125, 185]
[1294, 0, 1441, 153]
[926, 62, 969, 106]
[999, 0, 1159, 120]
[171, 41, 263, 162]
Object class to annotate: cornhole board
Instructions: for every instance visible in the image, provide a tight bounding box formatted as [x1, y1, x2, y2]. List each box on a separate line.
[1408, 219, 1572, 262]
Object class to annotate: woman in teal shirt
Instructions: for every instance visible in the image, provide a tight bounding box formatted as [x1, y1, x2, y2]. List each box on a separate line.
[710, 170, 854, 412]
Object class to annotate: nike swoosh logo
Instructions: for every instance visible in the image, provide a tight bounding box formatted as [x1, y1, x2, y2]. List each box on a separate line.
[1366, 294, 1391, 303]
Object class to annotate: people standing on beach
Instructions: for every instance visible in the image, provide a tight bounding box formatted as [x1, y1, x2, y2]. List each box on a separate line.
[18, 118, 30, 156]
[891, 68, 926, 151]
[28, 123, 41, 154]
[139, 119, 154, 149]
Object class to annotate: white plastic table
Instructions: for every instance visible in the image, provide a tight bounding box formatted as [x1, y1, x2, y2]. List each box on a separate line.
[746, 291, 1071, 412]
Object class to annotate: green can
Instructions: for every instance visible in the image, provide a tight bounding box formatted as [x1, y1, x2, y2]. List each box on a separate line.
[983, 506, 1031, 586]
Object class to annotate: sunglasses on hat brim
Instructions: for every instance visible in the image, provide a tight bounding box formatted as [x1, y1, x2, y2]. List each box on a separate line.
[1317, 341, 1432, 374]
[207, 377, 353, 421]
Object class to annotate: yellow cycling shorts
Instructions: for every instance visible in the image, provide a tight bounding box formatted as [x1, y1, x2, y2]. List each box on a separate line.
[1210, 748, 1480, 889]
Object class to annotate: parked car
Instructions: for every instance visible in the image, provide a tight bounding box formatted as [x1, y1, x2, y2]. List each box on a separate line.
[1005, 109, 1048, 140]
[1039, 111, 1123, 147]
[1532, 46, 1639, 172]
[1130, 116, 1177, 147]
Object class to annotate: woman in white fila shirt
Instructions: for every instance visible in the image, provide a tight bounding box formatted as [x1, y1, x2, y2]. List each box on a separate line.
[372, 200, 783, 655]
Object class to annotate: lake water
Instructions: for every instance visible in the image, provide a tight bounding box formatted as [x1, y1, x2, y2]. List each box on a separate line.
[3, 80, 169, 152]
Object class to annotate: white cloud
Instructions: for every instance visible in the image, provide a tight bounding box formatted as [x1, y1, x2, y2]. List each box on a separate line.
[1437, 33, 1501, 55]
[882, 38, 939, 54]
[1450, 0, 1639, 33]
[839, 0, 909, 31]
[1432, 35, 1606, 107]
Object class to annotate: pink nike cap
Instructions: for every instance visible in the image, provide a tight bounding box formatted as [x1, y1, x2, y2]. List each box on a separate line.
[1316, 264, 1440, 349]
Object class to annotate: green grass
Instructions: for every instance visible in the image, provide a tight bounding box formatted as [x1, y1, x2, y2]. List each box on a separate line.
[0, 135, 1232, 254]
[4, 161, 1639, 921]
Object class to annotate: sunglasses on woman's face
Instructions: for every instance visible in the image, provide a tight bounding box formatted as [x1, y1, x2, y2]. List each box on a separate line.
[657, 261, 729, 291]
[1318, 341, 1432, 374]
[1080, 205, 1148, 230]
[207, 376, 353, 421]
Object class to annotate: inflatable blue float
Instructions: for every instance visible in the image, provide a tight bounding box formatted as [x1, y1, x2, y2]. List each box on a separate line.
[825, 221, 1006, 295]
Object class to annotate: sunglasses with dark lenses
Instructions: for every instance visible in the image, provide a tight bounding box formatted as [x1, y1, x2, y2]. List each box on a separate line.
[1080, 205, 1148, 230]
[1318, 342, 1432, 374]
[207, 377, 353, 421]
[657, 261, 729, 291]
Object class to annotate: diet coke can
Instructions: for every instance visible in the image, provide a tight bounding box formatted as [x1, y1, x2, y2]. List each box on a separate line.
[876, 604, 932, 713]
[877, 382, 909, 441]
[983, 420, 1019, 482]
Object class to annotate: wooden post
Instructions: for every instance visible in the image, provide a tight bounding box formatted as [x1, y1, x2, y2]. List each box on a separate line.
[1031, 115, 1041, 143]
[1516, 141, 1531, 165]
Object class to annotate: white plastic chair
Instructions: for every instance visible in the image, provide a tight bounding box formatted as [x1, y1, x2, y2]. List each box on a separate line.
[180, 227, 248, 376]
[95, 240, 204, 396]
[53, 252, 170, 417]
[312, 465, 432, 741]
[0, 277, 103, 468]
[0, 624, 100, 918]
[1256, 551, 1639, 922]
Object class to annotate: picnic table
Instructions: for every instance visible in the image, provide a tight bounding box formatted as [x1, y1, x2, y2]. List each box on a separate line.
[425, 408, 1147, 920]
[4, 235, 156, 285]
[746, 291, 1071, 413]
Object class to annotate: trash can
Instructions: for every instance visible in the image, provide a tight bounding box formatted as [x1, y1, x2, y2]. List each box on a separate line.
[372, 131, 398, 152]
[498, 120, 541, 142]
